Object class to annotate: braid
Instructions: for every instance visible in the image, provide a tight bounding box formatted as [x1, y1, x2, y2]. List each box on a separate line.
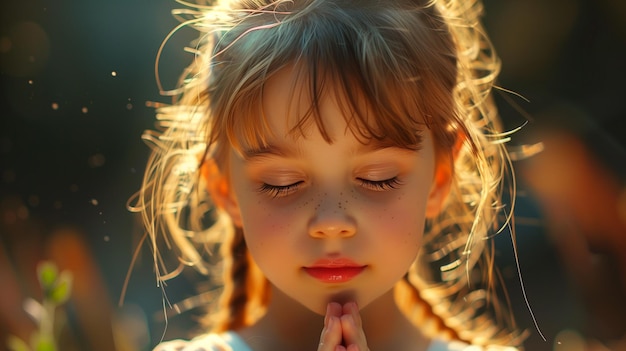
[396, 276, 461, 342]
[398, 271, 526, 349]
[213, 227, 250, 332]
[211, 227, 270, 333]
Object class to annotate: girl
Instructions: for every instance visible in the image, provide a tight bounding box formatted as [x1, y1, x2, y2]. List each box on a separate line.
[136, 0, 527, 349]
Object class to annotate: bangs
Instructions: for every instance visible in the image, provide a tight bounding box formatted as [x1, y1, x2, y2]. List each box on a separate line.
[208, 0, 461, 157]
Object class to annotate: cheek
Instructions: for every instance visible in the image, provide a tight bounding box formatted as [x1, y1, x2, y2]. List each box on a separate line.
[240, 201, 275, 235]
[358, 191, 428, 247]
[237, 199, 309, 278]
[238, 197, 302, 245]
[384, 198, 427, 269]
[354, 196, 425, 285]
[238, 204, 281, 267]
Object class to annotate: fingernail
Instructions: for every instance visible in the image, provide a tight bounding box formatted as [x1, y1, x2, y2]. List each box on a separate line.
[324, 304, 331, 326]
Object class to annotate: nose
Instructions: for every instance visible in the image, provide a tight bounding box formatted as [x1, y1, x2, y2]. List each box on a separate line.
[307, 198, 356, 239]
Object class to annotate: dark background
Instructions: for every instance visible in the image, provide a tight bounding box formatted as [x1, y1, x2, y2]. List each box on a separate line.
[1, 0, 625, 350]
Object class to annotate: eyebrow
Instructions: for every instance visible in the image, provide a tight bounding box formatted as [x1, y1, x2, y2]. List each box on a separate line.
[242, 143, 299, 160]
[355, 138, 422, 154]
[241, 138, 421, 160]
[357, 139, 402, 153]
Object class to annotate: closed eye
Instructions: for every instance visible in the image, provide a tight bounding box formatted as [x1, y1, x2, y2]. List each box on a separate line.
[356, 177, 402, 191]
[258, 181, 304, 198]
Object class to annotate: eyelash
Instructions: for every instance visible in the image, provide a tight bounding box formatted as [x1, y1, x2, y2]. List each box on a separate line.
[258, 177, 401, 198]
[356, 177, 402, 191]
[258, 181, 304, 198]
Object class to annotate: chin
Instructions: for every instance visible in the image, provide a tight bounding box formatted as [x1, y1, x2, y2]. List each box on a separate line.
[302, 289, 363, 315]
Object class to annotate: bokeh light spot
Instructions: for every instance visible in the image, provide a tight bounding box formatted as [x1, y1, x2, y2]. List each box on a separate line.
[0, 21, 50, 77]
[28, 195, 39, 207]
[88, 153, 105, 168]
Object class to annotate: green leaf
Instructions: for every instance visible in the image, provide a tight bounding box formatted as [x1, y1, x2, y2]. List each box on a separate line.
[49, 272, 72, 305]
[32, 334, 55, 351]
[34, 340, 55, 351]
[6, 335, 30, 351]
[37, 262, 58, 292]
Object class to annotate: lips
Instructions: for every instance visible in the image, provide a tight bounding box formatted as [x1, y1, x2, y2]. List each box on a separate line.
[303, 258, 366, 283]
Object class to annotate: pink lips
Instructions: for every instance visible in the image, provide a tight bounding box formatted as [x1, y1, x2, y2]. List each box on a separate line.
[303, 258, 366, 283]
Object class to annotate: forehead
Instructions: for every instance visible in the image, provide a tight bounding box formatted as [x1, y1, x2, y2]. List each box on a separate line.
[222, 59, 429, 158]
[260, 64, 356, 139]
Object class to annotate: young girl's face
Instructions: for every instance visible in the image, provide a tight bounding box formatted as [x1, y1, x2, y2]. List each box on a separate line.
[221, 66, 447, 315]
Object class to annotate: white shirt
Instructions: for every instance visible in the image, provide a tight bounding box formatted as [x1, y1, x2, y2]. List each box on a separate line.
[153, 331, 519, 351]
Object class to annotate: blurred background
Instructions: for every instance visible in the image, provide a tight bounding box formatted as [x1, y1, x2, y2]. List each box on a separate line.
[1, 0, 625, 350]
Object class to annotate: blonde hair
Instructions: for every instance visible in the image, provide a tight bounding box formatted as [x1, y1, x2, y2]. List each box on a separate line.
[132, 0, 525, 347]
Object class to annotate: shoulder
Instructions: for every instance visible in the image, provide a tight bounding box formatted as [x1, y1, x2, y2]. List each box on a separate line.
[427, 339, 519, 351]
[153, 332, 253, 351]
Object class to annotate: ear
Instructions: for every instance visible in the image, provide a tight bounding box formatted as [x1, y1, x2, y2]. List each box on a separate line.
[201, 159, 243, 227]
[425, 154, 453, 218]
[425, 131, 466, 218]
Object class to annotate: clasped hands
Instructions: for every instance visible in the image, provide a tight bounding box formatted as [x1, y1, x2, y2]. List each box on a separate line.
[318, 302, 370, 351]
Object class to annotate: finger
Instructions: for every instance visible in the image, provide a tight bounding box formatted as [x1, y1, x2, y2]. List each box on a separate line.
[340, 314, 360, 345]
[342, 302, 362, 329]
[340, 307, 369, 351]
[341, 315, 369, 351]
[325, 302, 343, 326]
[319, 303, 344, 351]
[318, 316, 343, 351]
